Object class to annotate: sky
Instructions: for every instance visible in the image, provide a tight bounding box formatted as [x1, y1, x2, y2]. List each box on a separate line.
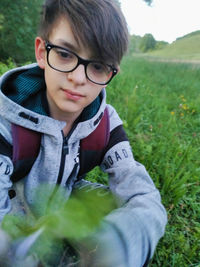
[120, 0, 200, 43]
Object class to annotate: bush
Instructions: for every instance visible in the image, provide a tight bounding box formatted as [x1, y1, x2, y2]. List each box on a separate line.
[139, 33, 156, 52]
[0, 0, 42, 64]
[0, 59, 16, 76]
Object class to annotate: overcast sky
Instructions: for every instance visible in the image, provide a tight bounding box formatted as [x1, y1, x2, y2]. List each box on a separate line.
[120, 0, 200, 43]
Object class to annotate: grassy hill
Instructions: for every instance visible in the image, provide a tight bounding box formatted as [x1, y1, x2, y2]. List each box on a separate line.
[147, 31, 200, 61]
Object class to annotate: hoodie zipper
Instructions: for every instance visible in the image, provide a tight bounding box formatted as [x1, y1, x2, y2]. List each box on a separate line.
[65, 146, 80, 189]
[56, 125, 77, 185]
[56, 133, 69, 185]
[46, 126, 77, 210]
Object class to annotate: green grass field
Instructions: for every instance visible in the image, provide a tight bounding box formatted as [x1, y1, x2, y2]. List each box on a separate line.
[89, 56, 200, 266]
[147, 32, 200, 61]
[110, 56, 200, 266]
[1, 56, 200, 266]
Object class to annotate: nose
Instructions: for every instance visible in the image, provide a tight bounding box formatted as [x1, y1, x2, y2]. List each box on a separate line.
[67, 64, 87, 85]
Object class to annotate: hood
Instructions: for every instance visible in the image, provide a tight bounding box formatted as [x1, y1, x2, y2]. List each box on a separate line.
[0, 63, 107, 140]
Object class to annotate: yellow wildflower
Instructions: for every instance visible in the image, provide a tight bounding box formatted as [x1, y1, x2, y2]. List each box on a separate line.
[180, 95, 186, 102]
[182, 104, 189, 110]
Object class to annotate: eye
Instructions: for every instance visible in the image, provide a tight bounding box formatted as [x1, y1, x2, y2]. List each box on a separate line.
[56, 49, 72, 59]
[93, 63, 103, 70]
[90, 62, 108, 73]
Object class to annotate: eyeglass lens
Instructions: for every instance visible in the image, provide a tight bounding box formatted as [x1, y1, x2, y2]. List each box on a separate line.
[48, 47, 113, 85]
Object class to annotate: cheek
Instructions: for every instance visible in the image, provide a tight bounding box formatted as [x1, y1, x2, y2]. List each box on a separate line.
[44, 68, 61, 88]
[44, 72, 53, 92]
[88, 85, 103, 100]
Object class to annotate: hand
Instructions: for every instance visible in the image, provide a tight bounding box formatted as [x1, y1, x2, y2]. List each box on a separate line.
[77, 222, 127, 267]
[0, 228, 10, 266]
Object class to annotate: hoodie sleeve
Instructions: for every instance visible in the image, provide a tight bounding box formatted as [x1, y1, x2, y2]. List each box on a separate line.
[95, 106, 167, 267]
[0, 155, 13, 223]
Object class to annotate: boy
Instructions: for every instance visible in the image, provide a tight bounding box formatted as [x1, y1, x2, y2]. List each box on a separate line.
[0, 0, 167, 266]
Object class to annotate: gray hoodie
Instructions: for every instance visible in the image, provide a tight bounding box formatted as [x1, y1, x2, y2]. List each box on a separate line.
[0, 64, 167, 267]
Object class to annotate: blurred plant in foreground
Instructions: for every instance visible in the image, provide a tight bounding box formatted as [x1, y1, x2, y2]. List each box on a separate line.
[1, 183, 117, 266]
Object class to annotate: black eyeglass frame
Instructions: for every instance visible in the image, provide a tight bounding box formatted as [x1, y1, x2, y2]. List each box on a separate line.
[45, 41, 118, 85]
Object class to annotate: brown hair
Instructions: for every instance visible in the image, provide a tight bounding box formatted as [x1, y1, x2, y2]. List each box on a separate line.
[38, 0, 129, 65]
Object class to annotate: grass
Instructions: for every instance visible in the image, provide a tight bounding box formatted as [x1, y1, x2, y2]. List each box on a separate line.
[147, 33, 200, 61]
[1, 56, 200, 266]
[89, 56, 200, 266]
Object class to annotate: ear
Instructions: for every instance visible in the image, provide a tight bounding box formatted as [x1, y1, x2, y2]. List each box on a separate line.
[35, 37, 46, 69]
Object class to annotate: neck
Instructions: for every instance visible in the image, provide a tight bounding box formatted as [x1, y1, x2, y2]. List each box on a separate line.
[62, 122, 74, 136]
[46, 93, 83, 136]
[51, 110, 82, 136]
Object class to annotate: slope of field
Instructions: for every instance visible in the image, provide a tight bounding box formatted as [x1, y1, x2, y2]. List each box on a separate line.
[148, 32, 200, 61]
[107, 57, 200, 267]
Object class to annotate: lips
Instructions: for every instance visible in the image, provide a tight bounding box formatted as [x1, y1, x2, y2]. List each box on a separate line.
[62, 89, 84, 101]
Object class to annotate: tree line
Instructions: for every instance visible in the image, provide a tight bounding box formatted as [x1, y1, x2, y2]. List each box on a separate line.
[129, 33, 168, 54]
[0, 0, 154, 64]
[0, 0, 43, 63]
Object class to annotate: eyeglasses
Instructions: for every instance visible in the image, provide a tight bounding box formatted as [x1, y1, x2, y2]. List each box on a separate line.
[45, 42, 118, 85]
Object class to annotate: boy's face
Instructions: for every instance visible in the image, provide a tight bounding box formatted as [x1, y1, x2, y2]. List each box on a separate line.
[35, 16, 108, 121]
